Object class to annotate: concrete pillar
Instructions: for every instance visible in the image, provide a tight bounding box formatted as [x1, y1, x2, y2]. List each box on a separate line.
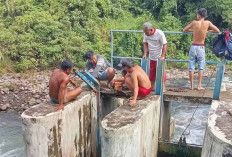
[21, 92, 97, 157]
[101, 95, 161, 157]
[170, 117, 175, 137]
[201, 100, 232, 157]
[160, 101, 172, 141]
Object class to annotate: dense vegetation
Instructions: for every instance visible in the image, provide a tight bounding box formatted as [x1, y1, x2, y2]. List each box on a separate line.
[0, 0, 231, 72]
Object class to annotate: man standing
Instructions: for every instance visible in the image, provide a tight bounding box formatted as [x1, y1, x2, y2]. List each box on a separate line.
[49, 60, 82, 110]
[142, 22, 167, 90]
[116, 59, 152, 106]
[85, 51, 115, 87]
[183, 8, 220, 90]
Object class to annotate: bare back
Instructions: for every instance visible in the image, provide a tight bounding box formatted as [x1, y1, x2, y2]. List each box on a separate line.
[49, 69, 69, 99]
[192, 20, 211, 44]
[131, 65, 151, 89]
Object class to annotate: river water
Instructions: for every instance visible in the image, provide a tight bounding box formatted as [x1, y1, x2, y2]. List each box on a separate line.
[0, 77, 231, 156]
[0, 112, 25, 157]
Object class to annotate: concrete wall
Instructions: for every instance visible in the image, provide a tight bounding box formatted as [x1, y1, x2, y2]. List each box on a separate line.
[21, 91, 97, 157]
[201, 100, 232, 157]
[101, 95, 160, 157]
[100, 94, 124, 120]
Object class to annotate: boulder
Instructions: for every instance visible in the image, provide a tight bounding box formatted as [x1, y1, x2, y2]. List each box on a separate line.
[0, 104, 8, 111]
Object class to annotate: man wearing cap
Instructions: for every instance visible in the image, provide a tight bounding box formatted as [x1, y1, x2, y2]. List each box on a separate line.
[183, 8, 220, 90]
[114, 59, 152, 106]
[142, 22, 167, 91]
[85, 51, 115, 87]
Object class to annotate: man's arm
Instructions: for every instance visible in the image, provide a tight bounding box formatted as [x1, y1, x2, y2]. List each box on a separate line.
[92, 57, 105, 78]
[183, 21, 194, 32]
[158, 43, 167, 61]
[208, 22, 220, 33]
[70, 79, 78, 87]
[143, 42, 148, 59]
[130, 72, 138, 106]
[56, 77, 69, 110]
[86, 61, 93, 71]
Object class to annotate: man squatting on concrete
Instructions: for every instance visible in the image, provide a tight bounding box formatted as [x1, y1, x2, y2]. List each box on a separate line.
[142, 22, 167, 91]
[85, 51, 115, 87]
[49, 60, 82, 110]
[183, 8, 220, 90]
[112, 59, 152, 106]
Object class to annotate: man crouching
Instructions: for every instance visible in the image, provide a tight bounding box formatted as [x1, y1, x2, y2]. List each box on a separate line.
[49, 59, 82, 110]
[121, 60, 152, 106]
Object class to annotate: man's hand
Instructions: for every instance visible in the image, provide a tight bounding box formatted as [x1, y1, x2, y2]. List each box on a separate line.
[129, 99, 136, 106]
[142, 54, 147, 59]
[70, 80, 78, 87]
[55, 105, 64, 110]
[158, 56, 165, 61]
[110, 80, 116, 86]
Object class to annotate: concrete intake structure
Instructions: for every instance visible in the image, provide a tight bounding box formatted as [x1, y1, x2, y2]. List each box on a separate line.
[201, 99, 232, 157]
[101, 95, 160, 157]
[21, 91, 98, 157]
[22, 90, 161, 157]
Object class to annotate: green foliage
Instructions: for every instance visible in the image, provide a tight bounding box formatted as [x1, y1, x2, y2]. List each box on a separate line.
[0, 0, 231, 72]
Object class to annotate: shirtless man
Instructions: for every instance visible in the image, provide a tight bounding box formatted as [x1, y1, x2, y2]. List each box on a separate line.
[49, 60, 82, 110]
[119, 59, 152, 106]
[183, 8, 220, 90]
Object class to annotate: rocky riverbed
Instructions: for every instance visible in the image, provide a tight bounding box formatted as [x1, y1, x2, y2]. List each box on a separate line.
[0, 67, 231, 114]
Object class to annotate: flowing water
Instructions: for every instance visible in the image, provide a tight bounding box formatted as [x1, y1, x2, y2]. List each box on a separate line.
[0, 112, 25, 157]
[0, 77, 231, 155]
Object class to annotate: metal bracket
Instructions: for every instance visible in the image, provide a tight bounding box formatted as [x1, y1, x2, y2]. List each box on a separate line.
[73, 69, 100, 91]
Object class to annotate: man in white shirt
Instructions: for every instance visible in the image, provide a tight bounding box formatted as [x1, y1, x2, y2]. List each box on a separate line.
[142, 22, 167, 90]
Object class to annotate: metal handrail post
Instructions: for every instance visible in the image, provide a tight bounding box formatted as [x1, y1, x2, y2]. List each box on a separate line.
[110, 31, 114, 67]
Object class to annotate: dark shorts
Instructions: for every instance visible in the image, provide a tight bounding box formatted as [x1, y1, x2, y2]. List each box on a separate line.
[149, 60, 167, 82]
[50, 94, 66, 104]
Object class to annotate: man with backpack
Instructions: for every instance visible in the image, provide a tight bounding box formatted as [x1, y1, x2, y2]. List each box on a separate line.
[183, 8, 220, 90]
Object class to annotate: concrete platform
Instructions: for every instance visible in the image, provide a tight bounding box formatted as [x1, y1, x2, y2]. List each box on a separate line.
[201, 83, 232, 157]
[165, 86, 232, 104]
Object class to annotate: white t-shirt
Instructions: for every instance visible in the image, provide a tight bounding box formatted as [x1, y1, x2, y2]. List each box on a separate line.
[143, 29, 167, 60]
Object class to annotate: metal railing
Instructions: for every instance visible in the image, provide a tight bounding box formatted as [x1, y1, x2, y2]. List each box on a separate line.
[110, 30, 225, 100]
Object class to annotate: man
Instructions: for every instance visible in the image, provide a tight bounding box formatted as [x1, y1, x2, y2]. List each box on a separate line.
[183, 8, 220, 90]
[118, 59, 152, 106]
[49, 60, 82, 110]
[142, 22, 167, 91]
[85, 51, 115, 87]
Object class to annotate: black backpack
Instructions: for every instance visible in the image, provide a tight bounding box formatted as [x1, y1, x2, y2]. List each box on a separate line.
[212, 31, 232, 60]
[212, 33, 226, 57]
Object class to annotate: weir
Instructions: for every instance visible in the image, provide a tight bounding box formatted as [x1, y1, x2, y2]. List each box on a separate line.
[21, 30, 232, 157]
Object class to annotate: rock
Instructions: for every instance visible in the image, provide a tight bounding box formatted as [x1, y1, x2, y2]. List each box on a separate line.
[5, 103, 11, 108]
[20, 87, 24, 91]
[34, 94, 40, 99]
[2, 88, 9, 94]
[0, 104, 8, 111]
[28, 98, 36, 105]
[36, 99, 42, 104]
